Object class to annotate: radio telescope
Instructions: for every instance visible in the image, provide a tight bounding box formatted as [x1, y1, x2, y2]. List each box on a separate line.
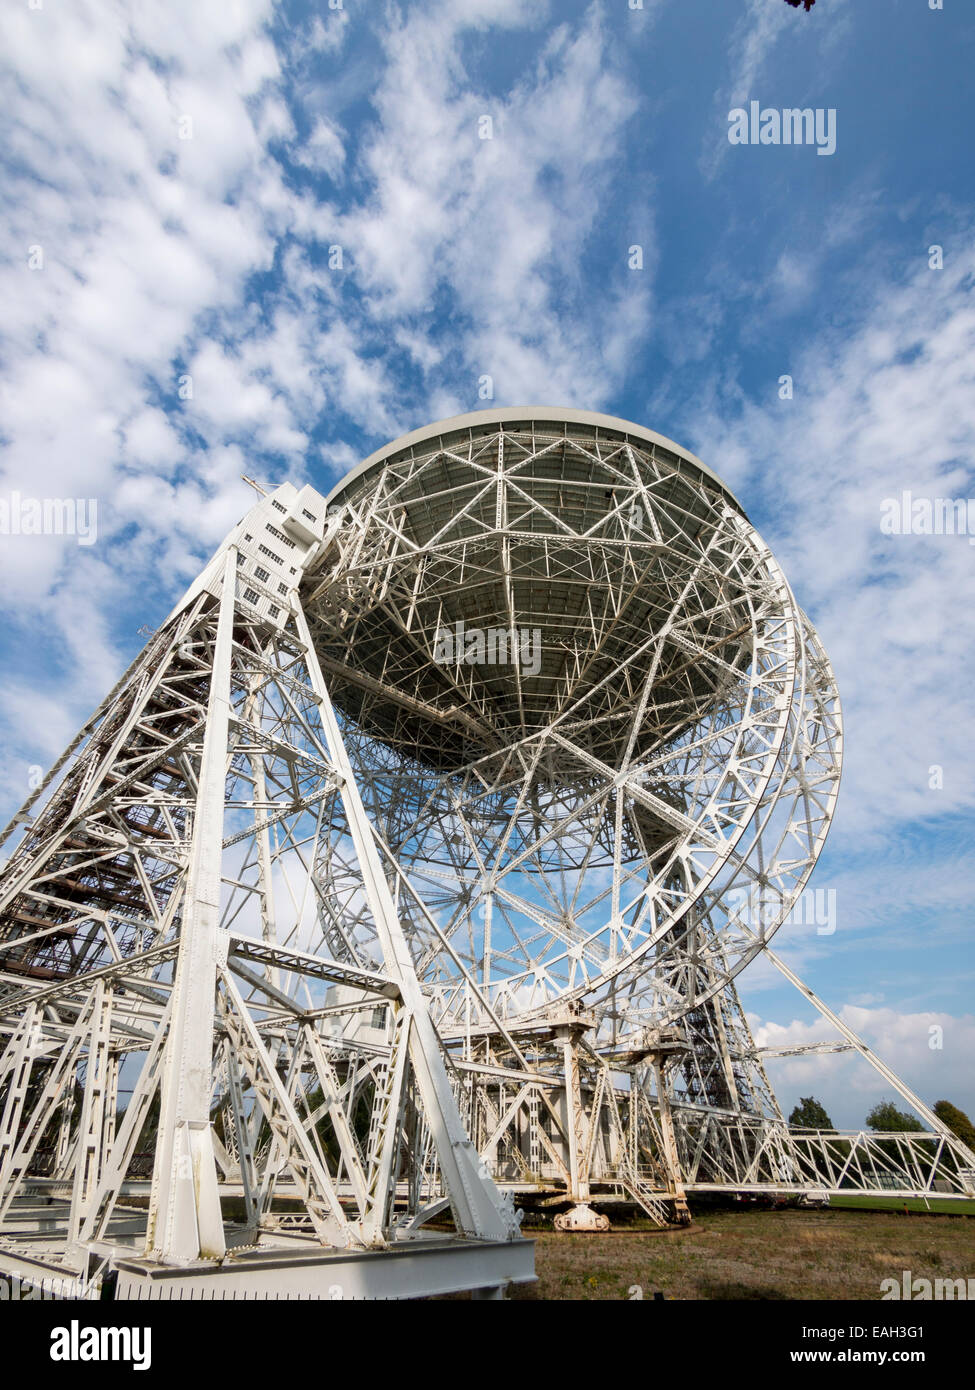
[309, 411, 838, 1031]
[297, 408, 974, 1226]
[0, 409, 970, 1298]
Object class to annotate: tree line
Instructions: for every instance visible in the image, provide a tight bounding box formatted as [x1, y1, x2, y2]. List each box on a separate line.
[788, 1095, 975, 1146]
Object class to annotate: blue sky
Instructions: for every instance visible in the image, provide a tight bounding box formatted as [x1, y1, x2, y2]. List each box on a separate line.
[1, 0, 973, 1127]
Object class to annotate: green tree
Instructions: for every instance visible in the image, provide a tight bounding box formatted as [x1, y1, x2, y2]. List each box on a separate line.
[789, 1096, 834, 1130]
[933, 1100, 975, 1150]
[866, 1100, 924, 1133]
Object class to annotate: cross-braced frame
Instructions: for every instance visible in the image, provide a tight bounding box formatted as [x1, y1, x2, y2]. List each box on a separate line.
[0, 409, 971, 1293]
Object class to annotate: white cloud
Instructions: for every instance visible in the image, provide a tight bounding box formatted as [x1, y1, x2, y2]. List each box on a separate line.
[683, 231, 975, 843]
[304, 11, 351, 57]
[293, 116, 346, 180]
[0, 0, 654, 787]
[666, 220, 975, 1110]
[752, 1003, 975, 1130]
[327, 2, 651, 405]
[0, 0, 298, 763]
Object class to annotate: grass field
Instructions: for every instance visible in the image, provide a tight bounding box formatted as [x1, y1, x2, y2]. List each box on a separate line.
[828, 1194, 974, 1215]
[508, 1207, 975, 1300]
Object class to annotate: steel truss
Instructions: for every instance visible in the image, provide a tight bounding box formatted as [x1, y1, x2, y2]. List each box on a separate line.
[0, 478, 530, 1299]
[0, 410, 971, 1296]
[302, 410, 975, 1224]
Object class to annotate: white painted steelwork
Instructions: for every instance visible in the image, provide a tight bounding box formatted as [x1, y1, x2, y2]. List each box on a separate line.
[0, 411, 970, 1296]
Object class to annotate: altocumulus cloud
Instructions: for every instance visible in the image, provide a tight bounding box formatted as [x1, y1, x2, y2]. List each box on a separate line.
[0, 0, 647, 808]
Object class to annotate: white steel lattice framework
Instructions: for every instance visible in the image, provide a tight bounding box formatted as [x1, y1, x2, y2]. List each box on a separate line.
[302, 409, 975, 1226]
[0, 410, 971, 1298]
[0, 471, 529, 1300]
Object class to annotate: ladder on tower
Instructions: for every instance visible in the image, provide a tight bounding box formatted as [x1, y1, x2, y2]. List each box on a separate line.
[617, 1166, 673, 1227]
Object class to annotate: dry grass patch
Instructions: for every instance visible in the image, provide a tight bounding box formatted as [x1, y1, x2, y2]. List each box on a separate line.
[509, 1208, 975, 1301]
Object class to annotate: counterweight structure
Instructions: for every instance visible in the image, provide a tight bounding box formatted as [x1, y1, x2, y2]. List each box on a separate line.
[0, 409, 971, 1295]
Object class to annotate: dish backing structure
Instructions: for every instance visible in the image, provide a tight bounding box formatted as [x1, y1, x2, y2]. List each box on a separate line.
[0, 409, 971, 1298]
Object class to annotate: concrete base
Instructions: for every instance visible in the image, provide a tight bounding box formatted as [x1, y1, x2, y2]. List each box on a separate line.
[553, 1204, 610, 1233]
